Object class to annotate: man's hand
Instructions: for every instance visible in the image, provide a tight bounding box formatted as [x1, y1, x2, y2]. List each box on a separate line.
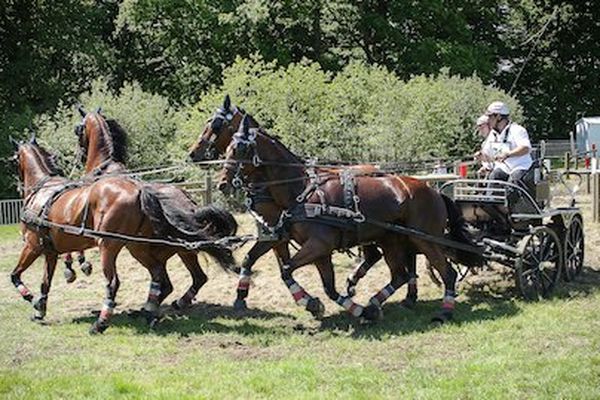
[495, 151, 509, 162]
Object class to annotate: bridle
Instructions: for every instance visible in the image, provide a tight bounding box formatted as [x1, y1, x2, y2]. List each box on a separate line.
[201, 107, 241, 160]
[224, 128, 263, 190]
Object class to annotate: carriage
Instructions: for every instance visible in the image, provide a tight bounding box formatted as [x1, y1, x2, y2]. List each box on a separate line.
[432, 160, 584, 300]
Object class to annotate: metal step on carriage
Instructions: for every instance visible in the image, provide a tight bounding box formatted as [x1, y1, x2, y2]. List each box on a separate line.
[432, 158, 584, 300]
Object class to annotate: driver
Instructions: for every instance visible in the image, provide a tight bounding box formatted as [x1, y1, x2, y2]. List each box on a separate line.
[485, 101, 532, 184]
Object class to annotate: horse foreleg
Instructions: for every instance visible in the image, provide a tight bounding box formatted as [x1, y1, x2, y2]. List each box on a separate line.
[280, 238, 331, 319]
[11, 243, 42, 303]
[345, 244, 382, 297]
[233, 240, 286, 310]
[32, 253, 58, 320]
[63, 253, 76, 283]
[77, 251, 92, 276]
[314, 256, 367, 319]
[173, 251, 206, 310]
[90, 241, 123, 334]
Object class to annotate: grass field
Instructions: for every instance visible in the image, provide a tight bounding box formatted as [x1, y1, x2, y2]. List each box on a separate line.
[0, 191, 599, 399]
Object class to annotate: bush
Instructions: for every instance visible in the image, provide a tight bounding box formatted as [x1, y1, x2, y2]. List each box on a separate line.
[180, 56, 522, 164]
[35, 79, 183, 175]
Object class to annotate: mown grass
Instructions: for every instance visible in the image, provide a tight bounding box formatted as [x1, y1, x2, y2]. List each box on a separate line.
[1, 204, 600, 399]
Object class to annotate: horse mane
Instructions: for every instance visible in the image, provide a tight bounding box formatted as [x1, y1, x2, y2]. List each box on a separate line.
[32, 144, 64, 176]
[245, 113, 302, 164]
[104, 118, 128, 163]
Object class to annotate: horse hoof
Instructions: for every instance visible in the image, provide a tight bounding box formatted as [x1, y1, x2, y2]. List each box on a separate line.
[89, 320, 108, 335]
[306, 297, 325, 320]
[431, 310, 453, 324]
[400, 296, 417, 309]
[80, 262, 93, 276]
[23, 294, 34, 303]
[30, 314, 45, 322]
[346, 285, 356, 298]
[233, 298, 247, 311]
[64, 268, 76, 283]
[362, 304, 383, 321]
[149, 317, 160, 330]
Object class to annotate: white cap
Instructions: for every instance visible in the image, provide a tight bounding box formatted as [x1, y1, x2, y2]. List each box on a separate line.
[476, 115, 489, 126]
[485, 101, 510, 116]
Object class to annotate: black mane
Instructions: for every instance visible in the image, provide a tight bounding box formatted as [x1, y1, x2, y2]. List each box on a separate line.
[32, 144, 64, 176]
[104, 118, 128, 163]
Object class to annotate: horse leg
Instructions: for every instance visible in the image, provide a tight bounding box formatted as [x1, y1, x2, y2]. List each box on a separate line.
[10, 243, 42, 303]
[78, 251, 93, 276]
[420, 244, 458, 323]
[233, 240, 286, 310]
[363, 243, 411, 320]
[400, 253, 418, 309]
[63, 253, 76, 283]
[279, 238, 333, 319]
[90, 241, 123, 334]
[172, 251, 207, 310]
[313, 256, 367, 319]
[32, 253, 58, 321]
[345, 244, 382, 297]
[128, 246, 171, 326]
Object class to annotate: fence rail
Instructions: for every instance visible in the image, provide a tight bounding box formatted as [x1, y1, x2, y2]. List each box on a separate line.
[0, 199, 23, 225]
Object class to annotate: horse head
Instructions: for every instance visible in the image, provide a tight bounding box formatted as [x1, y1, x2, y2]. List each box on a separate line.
[189, 94, 245, 162]
[218, 115, 261, 195]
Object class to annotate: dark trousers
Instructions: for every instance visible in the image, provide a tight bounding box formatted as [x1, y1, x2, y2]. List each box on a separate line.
[489, 168, 528, 185]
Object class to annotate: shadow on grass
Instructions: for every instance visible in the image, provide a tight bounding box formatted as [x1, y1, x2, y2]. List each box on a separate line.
[70, 266, 600, 339]
[72, 301, 297, 337]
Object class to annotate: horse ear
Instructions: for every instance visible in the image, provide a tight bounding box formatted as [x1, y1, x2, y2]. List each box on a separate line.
[77, 104, 87, 118]
[224, 94, 231, 111]
[29, 128, 37, 145]
[241, 115, 250, 135]
[9, 136, 19, 150]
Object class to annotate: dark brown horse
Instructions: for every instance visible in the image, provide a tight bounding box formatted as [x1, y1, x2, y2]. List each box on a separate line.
[189, 95, 389, 310]
[74, 107, 238, 312]
[218, 116, 482, 322]
[10, 135, 236, 333]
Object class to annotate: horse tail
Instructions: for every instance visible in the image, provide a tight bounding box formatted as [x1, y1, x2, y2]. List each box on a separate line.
[139, 187, 237, 273]
[441, 193, 483, 267]
[195, 206, 238, 238]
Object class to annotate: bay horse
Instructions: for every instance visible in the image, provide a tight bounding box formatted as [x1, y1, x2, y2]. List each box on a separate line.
[218, 116, 482, 322]
[10, 135, 236, 333]
[188, 95, 394, 310]
[74, 106, 238, 312]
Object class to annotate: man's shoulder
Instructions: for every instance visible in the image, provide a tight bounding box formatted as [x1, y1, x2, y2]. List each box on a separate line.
[509, 122, 528, 135]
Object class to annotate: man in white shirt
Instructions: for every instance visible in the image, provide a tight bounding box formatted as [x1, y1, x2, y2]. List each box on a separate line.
[473, 114, 495, 176]
[485, 101, 532, 185]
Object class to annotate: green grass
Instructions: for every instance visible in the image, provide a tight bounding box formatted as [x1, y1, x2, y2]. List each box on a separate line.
[1, 216, 599, 399]
[0, 224, 19, 242]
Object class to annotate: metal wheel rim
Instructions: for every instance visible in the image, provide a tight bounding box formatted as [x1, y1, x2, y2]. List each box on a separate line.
[516, 227, 563, 300]
[564, 217, 584, 279]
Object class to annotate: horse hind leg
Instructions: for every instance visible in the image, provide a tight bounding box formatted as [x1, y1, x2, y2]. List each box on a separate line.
[420, 243, 458, 324]
[172, 251, 207, 310]
[32, 253, 58, 321]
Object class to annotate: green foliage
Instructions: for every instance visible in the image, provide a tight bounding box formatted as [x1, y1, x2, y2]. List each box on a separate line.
[182, 57, 520, 162]
[36, 80, 182, 175]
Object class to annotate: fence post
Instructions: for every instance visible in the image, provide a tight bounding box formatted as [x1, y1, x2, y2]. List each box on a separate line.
[204, 174, 212, 206]
[564, 152, 571, 171]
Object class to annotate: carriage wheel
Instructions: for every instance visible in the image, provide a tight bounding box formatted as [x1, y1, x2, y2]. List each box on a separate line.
[515, 226, 563, 300]
[563, 216, 584, 281]
[426, 261, 470, 287]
